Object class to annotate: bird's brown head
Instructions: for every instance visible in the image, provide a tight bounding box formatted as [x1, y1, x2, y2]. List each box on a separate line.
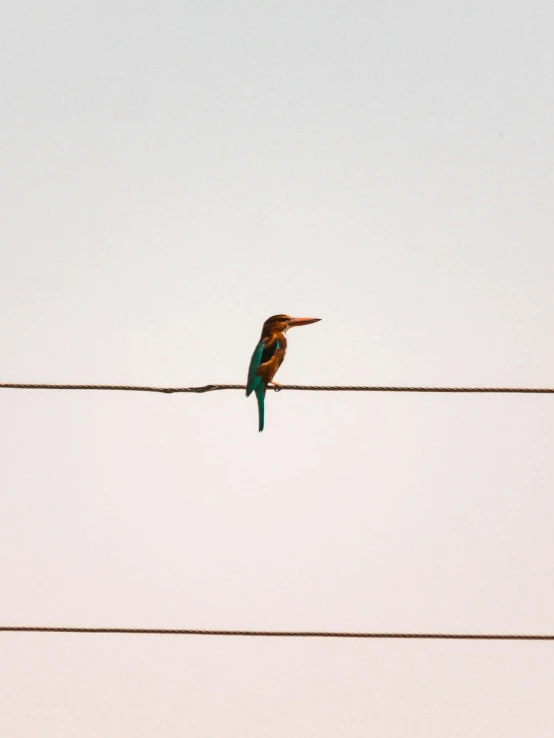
[262, 314, 321, 335]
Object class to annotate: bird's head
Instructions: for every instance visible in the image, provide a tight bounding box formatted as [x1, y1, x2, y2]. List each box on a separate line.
[262, 314, 321, 335]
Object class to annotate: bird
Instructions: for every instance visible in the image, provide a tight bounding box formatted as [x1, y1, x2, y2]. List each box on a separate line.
[246, 314, 321, 432]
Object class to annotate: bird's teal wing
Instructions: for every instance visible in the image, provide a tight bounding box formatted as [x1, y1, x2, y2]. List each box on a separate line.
[246, 338, 280, 396]
[246, 340, 265, 397]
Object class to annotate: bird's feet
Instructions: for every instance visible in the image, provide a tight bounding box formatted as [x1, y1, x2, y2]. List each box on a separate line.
[269, 382, 283, 391]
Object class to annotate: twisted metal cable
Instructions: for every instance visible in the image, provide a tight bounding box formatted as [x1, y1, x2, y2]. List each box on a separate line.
[1, 383, 554, 394]
[1, 626, 553, 640]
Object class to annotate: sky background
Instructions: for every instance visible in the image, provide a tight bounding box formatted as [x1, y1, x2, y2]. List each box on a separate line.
[2, 0, 554, 735]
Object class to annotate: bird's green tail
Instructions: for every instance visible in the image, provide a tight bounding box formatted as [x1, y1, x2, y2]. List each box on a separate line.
[255, 385, 265, 432]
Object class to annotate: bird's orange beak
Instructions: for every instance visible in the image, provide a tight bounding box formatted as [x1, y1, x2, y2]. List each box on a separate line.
[287, 317, 321, 327]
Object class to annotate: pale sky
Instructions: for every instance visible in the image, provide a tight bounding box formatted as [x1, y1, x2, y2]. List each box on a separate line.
[2, 0, 554, 735]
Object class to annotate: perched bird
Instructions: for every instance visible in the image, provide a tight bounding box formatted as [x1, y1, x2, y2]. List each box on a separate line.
[246, 314, 321, 432]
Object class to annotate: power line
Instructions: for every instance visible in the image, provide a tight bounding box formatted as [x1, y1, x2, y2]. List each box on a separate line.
[1, 626, 553, 640]
[1, 383, 554, 394]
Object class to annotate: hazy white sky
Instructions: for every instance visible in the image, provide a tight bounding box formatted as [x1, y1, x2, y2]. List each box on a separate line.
[2, 0, 554, 735]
